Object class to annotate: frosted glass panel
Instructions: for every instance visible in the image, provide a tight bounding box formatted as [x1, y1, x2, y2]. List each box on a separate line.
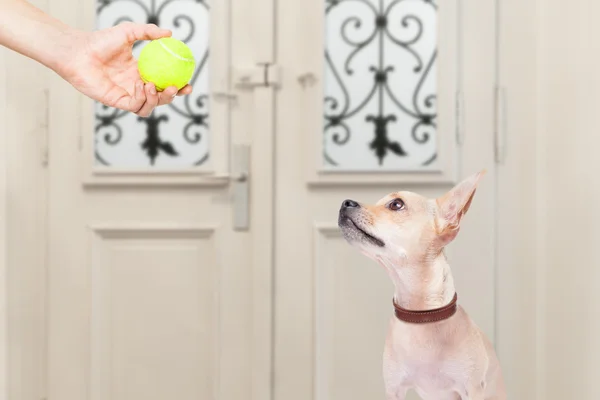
[324, 0, 437, 171]
[95, 0, 209, 167]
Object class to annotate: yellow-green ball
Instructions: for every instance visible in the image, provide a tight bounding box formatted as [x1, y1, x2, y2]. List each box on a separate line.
[137, 37, 195, 91]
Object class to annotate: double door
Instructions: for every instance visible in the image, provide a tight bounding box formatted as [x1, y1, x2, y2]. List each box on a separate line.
[4, 0, 498, 399]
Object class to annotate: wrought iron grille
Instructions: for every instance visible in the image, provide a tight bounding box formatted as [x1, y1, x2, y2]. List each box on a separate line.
[324, 0, 438, 170]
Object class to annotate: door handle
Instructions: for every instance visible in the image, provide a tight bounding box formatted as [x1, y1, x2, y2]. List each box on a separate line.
[231, 144, 250, 231]
[202, 144, 250, 231]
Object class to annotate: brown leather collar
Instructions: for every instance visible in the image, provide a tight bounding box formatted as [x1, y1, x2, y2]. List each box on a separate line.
[393, 293, 458, 324]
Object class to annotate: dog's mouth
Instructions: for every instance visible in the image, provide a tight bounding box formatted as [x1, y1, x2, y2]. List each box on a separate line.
[338, 215, 385, 247]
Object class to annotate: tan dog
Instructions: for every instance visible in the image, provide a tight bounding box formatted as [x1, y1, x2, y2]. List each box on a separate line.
[338, 171, 505, 400]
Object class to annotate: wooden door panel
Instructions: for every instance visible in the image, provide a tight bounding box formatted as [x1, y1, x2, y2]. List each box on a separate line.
[274, 1, 497, 400]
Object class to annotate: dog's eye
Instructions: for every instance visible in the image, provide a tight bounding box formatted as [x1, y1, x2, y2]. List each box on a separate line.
[388, 198, 405, 211]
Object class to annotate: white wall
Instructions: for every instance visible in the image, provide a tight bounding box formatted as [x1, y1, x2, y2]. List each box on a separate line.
[500, 0, 600, 397]
[535, 0, 600, 397]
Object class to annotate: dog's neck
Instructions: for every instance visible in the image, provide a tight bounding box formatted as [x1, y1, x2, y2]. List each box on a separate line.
[376, 250, 456, 311]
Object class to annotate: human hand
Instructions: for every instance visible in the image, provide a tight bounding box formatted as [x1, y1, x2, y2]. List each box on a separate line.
[58, 22, 193, 117]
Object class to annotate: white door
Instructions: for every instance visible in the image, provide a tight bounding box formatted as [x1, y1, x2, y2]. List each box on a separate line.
[43, 0, 274, 399]
[273, 1, 497, 400]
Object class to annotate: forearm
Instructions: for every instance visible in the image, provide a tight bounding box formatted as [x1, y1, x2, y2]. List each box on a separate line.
[0, 0, 80, 74]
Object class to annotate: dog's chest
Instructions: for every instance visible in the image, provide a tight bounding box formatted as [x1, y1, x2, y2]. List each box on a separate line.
[388, 356, 463, 397]
[410, 364, 461, 400]
[383, 322, 469, 398]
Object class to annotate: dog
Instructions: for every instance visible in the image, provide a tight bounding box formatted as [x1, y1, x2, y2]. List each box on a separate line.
[337, 170, 505, 400]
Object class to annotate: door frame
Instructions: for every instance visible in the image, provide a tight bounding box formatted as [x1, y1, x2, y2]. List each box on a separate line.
[495, 0, 539, 397]
[0, 47, 8, 400]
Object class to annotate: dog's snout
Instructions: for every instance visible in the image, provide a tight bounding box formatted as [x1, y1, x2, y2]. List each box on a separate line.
[342, 199, 360, 209]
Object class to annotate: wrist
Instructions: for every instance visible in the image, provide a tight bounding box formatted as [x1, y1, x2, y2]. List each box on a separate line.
[45, 26, 87, 79]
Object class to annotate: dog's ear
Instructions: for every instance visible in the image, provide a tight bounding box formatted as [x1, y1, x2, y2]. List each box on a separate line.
[435, 170, 486, 243]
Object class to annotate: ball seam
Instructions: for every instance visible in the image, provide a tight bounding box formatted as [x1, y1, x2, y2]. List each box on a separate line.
[158, 40, 195, 63]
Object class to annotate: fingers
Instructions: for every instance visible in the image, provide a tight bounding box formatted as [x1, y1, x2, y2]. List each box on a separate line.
[120, 21, 172, 43]
[122, 80, 146, 115]
[158, 86, 178, 106]
[177, 85, 193, 96]
[136, 83, 159, 117]
[157, 85, 193, 105]
[113, 82, 192, 116]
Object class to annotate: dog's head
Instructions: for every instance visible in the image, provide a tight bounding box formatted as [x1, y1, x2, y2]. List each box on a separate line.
[338, 171, 485, 263]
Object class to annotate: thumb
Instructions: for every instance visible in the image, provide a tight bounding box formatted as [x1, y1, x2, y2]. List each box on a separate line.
[118, 22, 172, 43]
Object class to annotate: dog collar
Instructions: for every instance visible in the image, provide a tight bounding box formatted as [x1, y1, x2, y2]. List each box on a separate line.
[393, 293, 458, 324]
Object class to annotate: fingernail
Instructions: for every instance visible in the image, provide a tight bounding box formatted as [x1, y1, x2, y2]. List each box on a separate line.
[150, 85, 157, 95]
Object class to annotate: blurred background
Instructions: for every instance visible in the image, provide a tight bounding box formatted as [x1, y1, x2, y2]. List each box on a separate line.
[0, 0, 590, 399]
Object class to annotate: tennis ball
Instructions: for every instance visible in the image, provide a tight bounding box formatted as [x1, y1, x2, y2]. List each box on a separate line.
[137, 37, 195, 91]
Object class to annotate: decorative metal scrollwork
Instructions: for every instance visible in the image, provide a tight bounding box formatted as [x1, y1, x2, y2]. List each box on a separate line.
[95, 0, 209, 167]
[324, 0, 437, 169]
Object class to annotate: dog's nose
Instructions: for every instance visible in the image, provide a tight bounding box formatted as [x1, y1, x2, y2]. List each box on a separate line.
[342, 199, 360, 209]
